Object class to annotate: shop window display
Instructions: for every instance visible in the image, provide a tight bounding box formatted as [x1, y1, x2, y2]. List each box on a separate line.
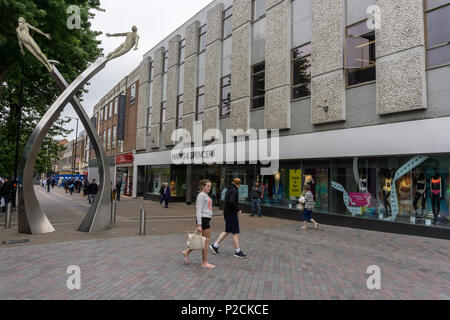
[145, 166, 170, 195]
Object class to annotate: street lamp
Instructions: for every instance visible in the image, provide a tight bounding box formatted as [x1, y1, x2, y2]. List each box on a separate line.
[66, 116, 79, 179]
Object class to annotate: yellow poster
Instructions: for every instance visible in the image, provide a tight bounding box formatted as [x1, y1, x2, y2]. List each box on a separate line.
[290, 170, 302, 197]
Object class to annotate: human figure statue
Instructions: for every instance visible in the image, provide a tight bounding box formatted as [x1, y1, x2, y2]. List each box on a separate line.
[106, 26, 139, 61]
[16, 17, 54, 72]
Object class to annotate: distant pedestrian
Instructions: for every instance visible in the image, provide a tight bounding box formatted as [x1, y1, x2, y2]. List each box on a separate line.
[1, 178, 12, 213]
[86, 179, 98, 204]
[298, 184, 319, 231]
[116, 180, 122, 201]
[210, 178, 247, 259]
[51, 179, 55, 189]
[182, 179, 216, 269]
[69, 181, 75, 195]
[163, 183, 171, 208]
[46, 178, 51, 193]
[251, 181, 262, 217]
[159, 183, 165, 206]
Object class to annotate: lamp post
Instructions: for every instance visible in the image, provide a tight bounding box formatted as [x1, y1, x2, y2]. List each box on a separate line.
[66, 116, 79, 179]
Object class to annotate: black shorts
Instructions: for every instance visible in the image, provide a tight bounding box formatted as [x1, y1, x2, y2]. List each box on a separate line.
[197, 217, 211, 230]
[224, 214, 240, 234]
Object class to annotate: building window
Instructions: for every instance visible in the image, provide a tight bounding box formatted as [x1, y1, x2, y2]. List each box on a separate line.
[112, 126, 117, 149]
[345, 20, 376, 87]
[425, 0, 450, 68]
[107, 127, 111, 151]
[179, 39, 186, 65]
[108, 102, 112, 119]
[177, 94, 184, 129]
[196, 86, 205, 121]
[252, 0, 266, 22]
[100, 108, 104, 122]
[251, 62, 265, 109]
[220, 75, 231, 117]
[198, 24, 207, 53]
[223, 6, 233, 39]
[147, 106, 152, 135]
[103, 130, 106, 150]
[149, 61, 154, 82]
[130, 83, 136, 104]
[114, 97, 118, 115]
[292, 43, 312, 100]
[163, 50, 168, 74]
[160, 101, 167, 132]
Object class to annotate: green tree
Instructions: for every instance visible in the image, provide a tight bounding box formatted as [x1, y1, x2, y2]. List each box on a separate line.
[0, 0, 104, 178]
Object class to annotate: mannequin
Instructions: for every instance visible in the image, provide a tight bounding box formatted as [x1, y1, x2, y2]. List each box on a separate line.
[382, 170, 393, 217]
[399, 175, 412, 214]
[413, 168, 427, 218]
[430, 168, 445, 224]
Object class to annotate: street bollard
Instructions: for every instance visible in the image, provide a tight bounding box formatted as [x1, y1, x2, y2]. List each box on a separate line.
[139, 207, 147, 236]
[111, 200, 117, 223]
[5, 202, 12, 229]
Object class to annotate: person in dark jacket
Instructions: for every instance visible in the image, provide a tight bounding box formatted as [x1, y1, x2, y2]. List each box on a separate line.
[159, 184, 165, 206]
[1, 178, 12, 213]
[86, 179, 98, 204]
[251, 181, 262, 217]
[210, 178, 247, 259]
[116, 180, 122, 201]
[163, 183, 171, 208]
[46, 177, 51, 192]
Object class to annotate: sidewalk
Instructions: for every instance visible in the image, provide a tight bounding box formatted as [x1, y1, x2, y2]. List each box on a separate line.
[0, 222, 448, 300]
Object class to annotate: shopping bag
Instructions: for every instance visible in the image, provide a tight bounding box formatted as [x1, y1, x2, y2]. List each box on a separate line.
[186, 231, 206, 250]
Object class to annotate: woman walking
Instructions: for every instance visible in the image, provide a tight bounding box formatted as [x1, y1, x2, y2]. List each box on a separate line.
[299, 184, 319, 230]
[182, 179, 216, 269]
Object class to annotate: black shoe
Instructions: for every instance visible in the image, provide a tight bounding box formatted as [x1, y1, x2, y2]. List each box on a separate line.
[210, 244, 220, 255]
[234, 251, 247, 259]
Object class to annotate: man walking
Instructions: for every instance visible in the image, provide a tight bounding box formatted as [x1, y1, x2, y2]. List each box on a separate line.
[116, 180, 122, 201]
[210, 178, 248, 259]
[46, 177, 51, 193]
[87, 179, 98, 204]
[251, 181, 262, 217]
[163, 183, 171, 208]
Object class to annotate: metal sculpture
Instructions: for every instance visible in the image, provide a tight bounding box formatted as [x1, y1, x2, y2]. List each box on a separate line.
[17, 23, 140, 234]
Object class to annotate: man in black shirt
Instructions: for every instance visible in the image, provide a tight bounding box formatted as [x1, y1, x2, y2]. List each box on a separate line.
[86, 179, 98, 204]
[1, 178, 12, 213]
[210, 178, 248, 259]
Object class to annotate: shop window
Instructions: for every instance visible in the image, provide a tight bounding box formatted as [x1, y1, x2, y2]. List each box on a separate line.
[160, 101, 167, 132]
[220, 75, 231, 117]
[252, 0, 266, 22]
[251, 62, 265, 109]
[345, 20, 376, 87]
[292, 43, 311, 100]
[196, 86, 205, 121]
[179, 39, 185, 65]
[145, 166, 171, 195]
[198, 24, 207, 53]
[223, 6, 233, 39]
[425, 0, 450, 68]
[177, 94, 183, 129]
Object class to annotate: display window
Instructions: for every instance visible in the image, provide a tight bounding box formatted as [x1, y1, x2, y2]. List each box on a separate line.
[145, 166, 170, 195]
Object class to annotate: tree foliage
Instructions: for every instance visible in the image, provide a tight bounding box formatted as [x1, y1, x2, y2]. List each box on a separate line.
[0, 0, 104, 178]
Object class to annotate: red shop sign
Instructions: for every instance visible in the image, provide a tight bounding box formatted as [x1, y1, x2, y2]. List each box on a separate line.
[116, 153, 133, 164]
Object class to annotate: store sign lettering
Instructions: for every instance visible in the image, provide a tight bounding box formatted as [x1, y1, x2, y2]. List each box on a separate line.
[289, 170, 302, 198]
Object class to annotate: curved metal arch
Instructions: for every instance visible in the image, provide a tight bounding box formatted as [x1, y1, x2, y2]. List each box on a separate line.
[18, 57, 112, 234]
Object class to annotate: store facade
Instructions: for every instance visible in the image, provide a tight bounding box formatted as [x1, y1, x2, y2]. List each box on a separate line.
[115, 153, 134, 197]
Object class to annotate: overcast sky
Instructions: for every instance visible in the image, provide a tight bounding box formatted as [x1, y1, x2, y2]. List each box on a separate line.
[60, 0, 212, 140]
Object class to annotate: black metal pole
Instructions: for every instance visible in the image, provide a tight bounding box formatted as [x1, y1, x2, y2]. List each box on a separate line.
[74, 118, 79, 177]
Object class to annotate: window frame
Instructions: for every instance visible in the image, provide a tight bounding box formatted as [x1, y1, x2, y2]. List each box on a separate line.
[179, 39, 186, 65]
[222, 6, 233, 40]
[196, 86, 205, 121]
[345, 19, 377, 89]
[163, 50, 169, 74]
[220, 75, 231, 117]
[198, 24, 207, 54]
[251, 62, 266, 109]
[112, 126, 117, 150]
[176, 94, 184, 129]
[147, 106, 152, 136]
[291, 42, 312, 101]
[160, 101, 167, 132]
[252, 0, 266, 23]
[130, 83, 137, 105]
[424, 0, 450, 69]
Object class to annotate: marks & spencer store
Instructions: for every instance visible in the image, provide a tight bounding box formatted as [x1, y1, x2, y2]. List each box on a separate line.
[133, 118, 450, 239]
